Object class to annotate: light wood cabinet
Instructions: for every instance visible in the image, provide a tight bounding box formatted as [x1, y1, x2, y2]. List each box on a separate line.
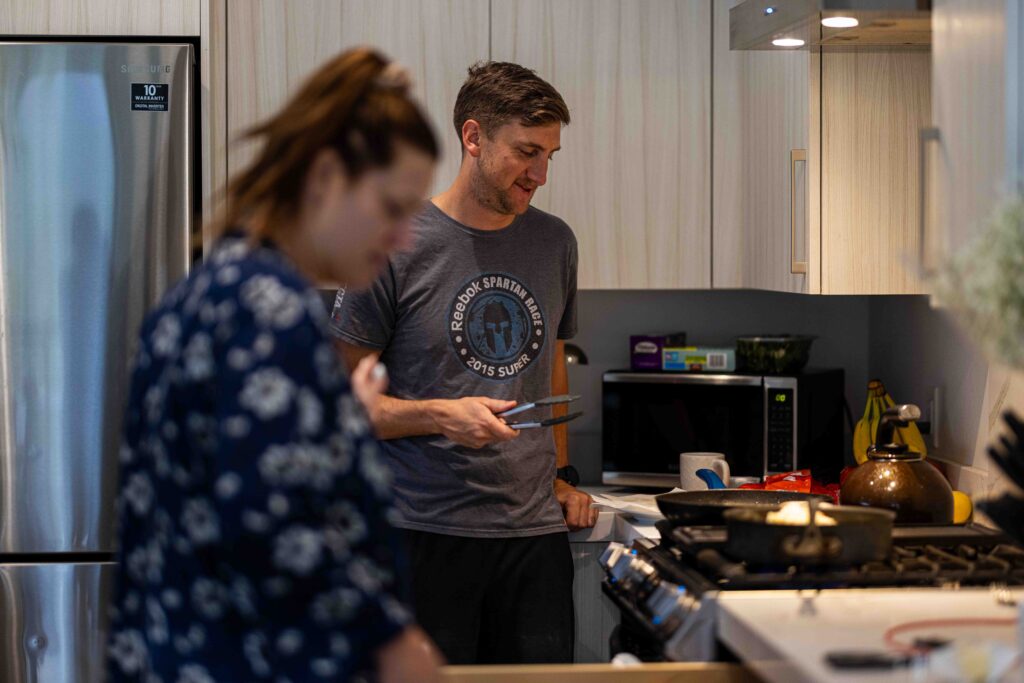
[712, 0, 810, 293]
[224, 0, 488, 198]
[929, 0, 1012, 266]
[491, 0, 711, 290]
[715, 30, 931, 294]
[0, 0, 201, 35]
[820, 50, 931, 294]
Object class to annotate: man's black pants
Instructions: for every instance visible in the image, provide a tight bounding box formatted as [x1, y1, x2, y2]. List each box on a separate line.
[401, 529, 575, 665]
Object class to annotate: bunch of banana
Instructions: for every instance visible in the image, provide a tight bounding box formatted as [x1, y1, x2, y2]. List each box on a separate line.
[852, 379, 928, 465]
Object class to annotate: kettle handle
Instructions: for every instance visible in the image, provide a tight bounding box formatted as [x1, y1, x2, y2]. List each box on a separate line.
[873, 404, 922, 453]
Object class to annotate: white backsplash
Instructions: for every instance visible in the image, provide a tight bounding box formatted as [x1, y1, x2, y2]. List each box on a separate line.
[868, 296, 1024, 501]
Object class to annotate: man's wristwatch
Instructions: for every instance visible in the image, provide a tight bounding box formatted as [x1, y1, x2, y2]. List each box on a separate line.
[555, 465, 580, 487]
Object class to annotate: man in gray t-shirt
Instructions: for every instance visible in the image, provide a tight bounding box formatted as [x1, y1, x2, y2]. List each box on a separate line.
[331, 62, 595, 665]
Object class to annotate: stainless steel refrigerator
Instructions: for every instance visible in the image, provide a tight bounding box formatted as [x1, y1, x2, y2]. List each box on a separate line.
[0, 41, 194, 681]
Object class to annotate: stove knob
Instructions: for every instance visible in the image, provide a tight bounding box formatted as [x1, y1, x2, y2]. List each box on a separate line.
[607, 551, 636, 584]
[645, 581, 688, 626]
[599, 542, 625, 570]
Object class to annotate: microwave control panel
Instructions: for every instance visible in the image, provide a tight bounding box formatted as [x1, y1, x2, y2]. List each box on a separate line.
[766, 387, 796, 472]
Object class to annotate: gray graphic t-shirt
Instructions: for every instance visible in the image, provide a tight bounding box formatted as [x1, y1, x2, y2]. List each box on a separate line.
[330, 201, 578, 537]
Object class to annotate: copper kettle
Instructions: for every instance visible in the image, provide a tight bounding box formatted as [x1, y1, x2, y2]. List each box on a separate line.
[840, 404, 954, 524]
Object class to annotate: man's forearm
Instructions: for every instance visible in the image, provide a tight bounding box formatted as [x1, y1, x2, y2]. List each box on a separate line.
[370, 394, 444, 440]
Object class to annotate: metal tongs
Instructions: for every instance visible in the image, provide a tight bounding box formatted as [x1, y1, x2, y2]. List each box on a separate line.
[497, 394, 583, 430]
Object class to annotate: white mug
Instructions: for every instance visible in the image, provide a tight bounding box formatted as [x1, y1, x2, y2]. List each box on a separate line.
[679, 452, 730, 490]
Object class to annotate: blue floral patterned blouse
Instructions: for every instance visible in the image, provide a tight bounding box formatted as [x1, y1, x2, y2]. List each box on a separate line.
[107, 234, 410, 683]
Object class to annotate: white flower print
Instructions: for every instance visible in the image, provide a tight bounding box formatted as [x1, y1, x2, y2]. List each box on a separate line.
[198, 303, 216, 325]
[314, 344, 342, 389]
[326, 501, 368, 545]
[253, 332, 275, 358]
[227, 347, 253, 371]
[329, 634, 351, 658]
[259, 443, 338, 490]
[127, 539, 164, 584]
[182, 332, 213, 382]
[347, 556, 387, 595]
[187, 624, 206, 648]
[243, 631, 272, 677]
[216, 264, 241, 285]
[297, 388, 323, 435]
[151, 314, 181, 357]
[240, 275, 305, 329]
[359, 441, 392, 497]
[191, 578, 228, 620]
[176, 663, 215, 683]
[338, 395, 370, 436]
[184, 272, 212, 314]
[327, 434, 355, 475]
[119, 444, 135, 465]
[123, 472, 154, 516]
[181, 499, 220, 545]
[229, 577, 257, 618]
[161, 420, 179, 441]
[222, 414, 251, 439]
[311, 658, 339, 678]
[214, 472, 242, 499]
[186, 413, 218, 455]
[146, 596, 169, 644]
[382, 595, 413, 625]
[273, 526, 323, 576]
[240, 367, 296, 420]
[215, 299, 237, 322]
[267, 493, 289, 517]
[311, 587, 361, 624]
[109, 629, 148, 674]
[144, 384, 166, 426]
[211, 238, 248, 265]
[161, 588, 182, 610]
[242, 510, 271, 533]
[124, 591, 141, 614]
[276, 629, 303, 656]
[173, 636, 193, 655]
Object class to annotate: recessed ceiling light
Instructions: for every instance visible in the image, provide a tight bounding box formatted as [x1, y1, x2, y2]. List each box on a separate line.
[772, 38, 805, 47]
[822, 17, 859, 28]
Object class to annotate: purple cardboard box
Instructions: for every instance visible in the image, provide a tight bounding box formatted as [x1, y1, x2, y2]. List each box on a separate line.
[630, 333, 687, 371]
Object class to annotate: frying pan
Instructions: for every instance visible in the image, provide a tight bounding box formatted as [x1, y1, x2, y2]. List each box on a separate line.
[656, 490, 832, 526]
[723, 503, 895, 566]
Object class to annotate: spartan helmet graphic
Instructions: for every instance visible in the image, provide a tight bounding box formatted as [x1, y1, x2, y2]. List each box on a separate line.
[483, 300, 513, 355]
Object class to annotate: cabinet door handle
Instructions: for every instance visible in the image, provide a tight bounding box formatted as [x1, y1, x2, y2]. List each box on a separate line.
[918, 128, 941, 275]
[790, 149, 808, 275]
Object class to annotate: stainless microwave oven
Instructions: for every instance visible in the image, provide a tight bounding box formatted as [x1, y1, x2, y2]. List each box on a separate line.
[602, 368, 845, 486]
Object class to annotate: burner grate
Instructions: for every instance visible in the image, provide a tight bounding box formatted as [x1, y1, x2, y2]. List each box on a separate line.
[653, 525, 1024, 594]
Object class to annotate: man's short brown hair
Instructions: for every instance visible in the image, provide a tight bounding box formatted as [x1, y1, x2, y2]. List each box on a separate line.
[453, 61, 570, 144]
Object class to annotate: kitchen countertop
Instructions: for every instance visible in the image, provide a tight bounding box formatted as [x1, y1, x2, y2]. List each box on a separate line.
[717, 587, 1023, 683]
[568, 486, 664, 543]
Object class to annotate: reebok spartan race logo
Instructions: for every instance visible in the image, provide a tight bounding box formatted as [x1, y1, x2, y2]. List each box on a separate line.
[448, 273, 546, 380]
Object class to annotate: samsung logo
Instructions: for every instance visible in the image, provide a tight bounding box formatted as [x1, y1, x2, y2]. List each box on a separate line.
[121, 64, 171, 74]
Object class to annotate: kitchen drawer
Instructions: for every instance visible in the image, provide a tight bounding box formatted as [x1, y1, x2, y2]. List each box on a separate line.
[441, 662, 759, 682]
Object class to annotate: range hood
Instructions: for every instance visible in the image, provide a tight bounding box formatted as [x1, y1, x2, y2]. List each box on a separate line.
[730, 0, 931, 50]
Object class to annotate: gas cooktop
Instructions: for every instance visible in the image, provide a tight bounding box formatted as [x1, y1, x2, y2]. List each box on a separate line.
[600, 520, 1024, 662]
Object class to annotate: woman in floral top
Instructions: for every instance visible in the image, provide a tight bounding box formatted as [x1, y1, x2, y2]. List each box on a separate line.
[107, 48, 440, 683]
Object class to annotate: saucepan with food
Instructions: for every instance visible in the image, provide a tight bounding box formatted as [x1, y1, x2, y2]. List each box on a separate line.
[723, 499, 895, 566]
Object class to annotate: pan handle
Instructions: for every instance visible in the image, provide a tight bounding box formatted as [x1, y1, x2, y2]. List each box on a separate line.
[781, 499, 843, 560]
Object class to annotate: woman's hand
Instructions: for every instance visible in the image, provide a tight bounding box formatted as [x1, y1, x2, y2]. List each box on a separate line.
[376, 626, 445, 683]
[351, 353, 388, 418]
